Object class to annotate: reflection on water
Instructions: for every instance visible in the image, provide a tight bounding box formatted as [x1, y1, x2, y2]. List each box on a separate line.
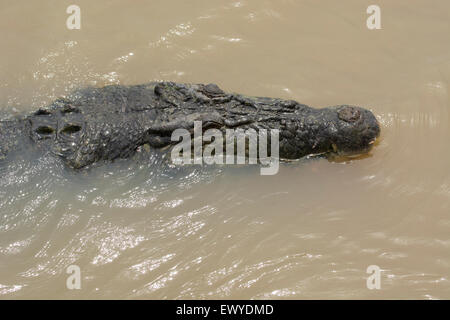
[1, 0, 450, 299]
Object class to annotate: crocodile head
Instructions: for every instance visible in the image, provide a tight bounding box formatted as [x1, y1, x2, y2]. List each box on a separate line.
[277, 104, 380, 160]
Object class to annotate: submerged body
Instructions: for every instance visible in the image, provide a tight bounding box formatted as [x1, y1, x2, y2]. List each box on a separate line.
[0, 82, 380, 169]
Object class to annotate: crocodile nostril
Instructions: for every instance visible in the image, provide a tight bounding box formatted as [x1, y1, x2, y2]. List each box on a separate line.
[60, 124, 81, 134]
[338, 106, 361, 123]
[35, 126, 55, 135]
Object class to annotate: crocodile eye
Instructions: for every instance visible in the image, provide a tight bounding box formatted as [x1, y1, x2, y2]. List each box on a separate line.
[34, 109, 52, 116]
[61, 105, 80, 114]
[203, 83, 224, 96]
[35, 126, 55, 134]
[60, 124, 81, 134]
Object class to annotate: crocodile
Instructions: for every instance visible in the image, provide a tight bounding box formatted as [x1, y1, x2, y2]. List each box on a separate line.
[0, 82, 380, 169]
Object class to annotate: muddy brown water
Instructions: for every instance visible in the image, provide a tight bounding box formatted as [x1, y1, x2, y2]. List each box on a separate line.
[0, 0, 450, 299]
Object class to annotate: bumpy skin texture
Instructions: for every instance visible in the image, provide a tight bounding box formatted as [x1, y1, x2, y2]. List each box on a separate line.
[0, 82, 380, 169]
[0, 119, 29, 159]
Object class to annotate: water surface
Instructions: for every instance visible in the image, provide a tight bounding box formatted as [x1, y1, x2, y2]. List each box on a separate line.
[1, 0, 450, 299]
